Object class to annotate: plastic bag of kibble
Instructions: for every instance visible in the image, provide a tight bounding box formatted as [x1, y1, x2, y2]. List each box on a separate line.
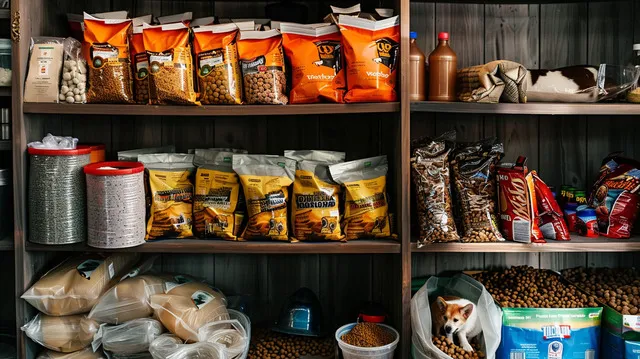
[21, 314, 99, 353]
[59, 37, 87, 104]
[450, 138, 504, 242]
[411, 131, 460, 246]
[83, 13, 134, 104]
[237, 30, 288, 105]
[130, 26, 149, 105]
[193, 24, 244, 105]
[142, 23, 199, 105]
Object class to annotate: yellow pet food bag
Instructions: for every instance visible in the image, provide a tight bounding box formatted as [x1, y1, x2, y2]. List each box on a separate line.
[233, 155, 295, 241]
[139, 154, 195, 240]
[329, 156, 391, 240]
[285, 150, 345, 241]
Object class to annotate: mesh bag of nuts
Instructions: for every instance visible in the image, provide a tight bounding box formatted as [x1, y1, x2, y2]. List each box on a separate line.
[338, 15, 399, 103]
[143, 23, 199, 105]
[193, 24, 244, 105]
[130, 26, 149, 104]
[83, 14, 134, 104]
[411, 131, 460, 245]
[59, 37, 87, 104]
[281, 23, 345, 104]
[451, 139, 504, 242]
[237, 30, 288, 105]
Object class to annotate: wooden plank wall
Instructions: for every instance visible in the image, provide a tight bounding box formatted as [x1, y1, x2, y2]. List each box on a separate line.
[411, 0, 640, 278]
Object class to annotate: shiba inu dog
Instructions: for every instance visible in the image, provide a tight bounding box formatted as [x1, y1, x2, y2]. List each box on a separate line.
[431, 296, 481, 352]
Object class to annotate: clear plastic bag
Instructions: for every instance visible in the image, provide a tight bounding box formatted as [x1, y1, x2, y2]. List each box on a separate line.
[21, 253, 140, 316]
[59, 37, 87, 104]
[89, 275, 166, 324]
[149, 282, 230, 342]
[22, 314, 99, 353]
[150, 334, 226, 359]
[37, 348, 106, 359]
[102, 318, 164, 354]
[197, 310, 250, 359]
[598, 64, 640, 101]
[411, 274, 502, 359]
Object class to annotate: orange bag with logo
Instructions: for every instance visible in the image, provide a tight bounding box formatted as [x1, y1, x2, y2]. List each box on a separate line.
[338, 15, 399, 103]
[143, 23, 198, 105]
[83, 13, 134, 104]
[130, 26, 149, 104]
[281, 23, 345, 103]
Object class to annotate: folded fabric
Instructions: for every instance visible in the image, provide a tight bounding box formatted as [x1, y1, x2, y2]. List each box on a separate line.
[457, 60, 527, 103]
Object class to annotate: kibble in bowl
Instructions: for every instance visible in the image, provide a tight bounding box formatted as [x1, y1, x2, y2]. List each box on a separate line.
[336, 323, 399, 359]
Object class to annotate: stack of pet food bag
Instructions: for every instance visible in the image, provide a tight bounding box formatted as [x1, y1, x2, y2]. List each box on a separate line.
[117, 147, 395, 242]
[25, 8, 399, 105]
[20, 254, 250, 358]
[411, 131, 572, 247]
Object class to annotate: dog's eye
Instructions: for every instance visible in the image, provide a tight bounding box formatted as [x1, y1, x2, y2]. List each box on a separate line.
[453, 319, 459, 322]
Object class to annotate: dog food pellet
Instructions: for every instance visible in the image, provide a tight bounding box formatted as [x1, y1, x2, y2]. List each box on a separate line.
[340, 322, 395, 347]
[432, 336, 485, 359]
[562, 267, 640, 315]
[247, 329, 334, 359]
[87, 63, 134, 103]
[473, 266, 599, 308]
[243, 71, 288, 105]
[200, 69, 240, 104]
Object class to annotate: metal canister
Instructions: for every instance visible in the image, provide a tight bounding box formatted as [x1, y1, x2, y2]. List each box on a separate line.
[85, 161, 146, 249]
[28, 147, 91, 244]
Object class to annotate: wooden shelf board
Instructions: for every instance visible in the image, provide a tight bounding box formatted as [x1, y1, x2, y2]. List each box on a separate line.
[411, 101, 640, 115]
[0, 9, 9, 19]
[25, 239, 401, 254]
[412, 236, 640, 253]
[0, 140, 10, 150]
[23, 102, 400, 116]
[0, 236, 13, 251]
[0, 87, 11, 96]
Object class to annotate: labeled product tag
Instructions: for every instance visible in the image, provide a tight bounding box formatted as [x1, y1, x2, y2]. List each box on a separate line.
[165, 274, 194, 292]
[76, 259, 103, 280]
[191, 290, 214, 309]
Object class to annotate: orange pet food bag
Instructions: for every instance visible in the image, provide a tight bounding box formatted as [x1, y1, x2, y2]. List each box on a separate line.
[281, 23, 345, 103]
[338, 15, 399, 103]
[130, 26, 149, 104]
[142, 23, 198, 105]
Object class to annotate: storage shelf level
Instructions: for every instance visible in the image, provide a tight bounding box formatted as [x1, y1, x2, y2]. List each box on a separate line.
[23, 102, 400, 116]
[411, 236, 640, 252]
[411, 101, 640, 115]
[25, 239, 401, 254]
[0, 237, 12, 251]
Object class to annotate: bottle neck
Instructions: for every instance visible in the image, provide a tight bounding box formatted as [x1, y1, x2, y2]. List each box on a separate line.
[438, 39, 449, 47]
[410, 38, 417, 44]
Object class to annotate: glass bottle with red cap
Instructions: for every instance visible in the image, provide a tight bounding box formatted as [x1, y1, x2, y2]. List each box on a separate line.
[428, 32, 457, 102]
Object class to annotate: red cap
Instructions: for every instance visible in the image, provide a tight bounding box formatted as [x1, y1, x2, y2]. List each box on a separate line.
[438, 32, 449, 40]
[84, 161, 145, 176]
[28, 147, 92, 156]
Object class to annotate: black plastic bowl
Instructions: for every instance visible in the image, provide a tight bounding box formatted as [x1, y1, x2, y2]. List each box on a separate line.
[272, 287, 325, 337]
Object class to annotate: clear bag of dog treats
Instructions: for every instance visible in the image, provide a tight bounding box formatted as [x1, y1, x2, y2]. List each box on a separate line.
[101, 318, 164, 354]
[89, 275, 166, 324]
[21, 253, 140, 316]
[150, 334, 226, 359]
[59, 37, 87, 104]
[411, 274, 502, 359]
[22, 314, 99, 353]
[37, 348, 107, 359]
[197, 310, 250, 359]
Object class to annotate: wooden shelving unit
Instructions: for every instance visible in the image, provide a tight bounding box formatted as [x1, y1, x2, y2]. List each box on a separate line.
[26, 239, 402, 254]
[411, 237, 640, 253]
[411, 101, 640, 115]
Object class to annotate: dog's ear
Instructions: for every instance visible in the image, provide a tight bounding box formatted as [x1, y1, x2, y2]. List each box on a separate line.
[436, 296, 447, 311]
[461, 303, 474, 319]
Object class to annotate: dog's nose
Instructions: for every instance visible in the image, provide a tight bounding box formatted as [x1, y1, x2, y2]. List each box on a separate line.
[445, 326, 452, 334]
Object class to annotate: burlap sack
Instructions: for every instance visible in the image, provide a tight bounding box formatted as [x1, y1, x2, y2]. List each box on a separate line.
[150, 282, 229, 342]
[457, 60, 527, 103]
[37, 348, 106, 359]
[89, 275, 166, 324]
[22, 314, 99, 353]
[22, 253, 140, 316]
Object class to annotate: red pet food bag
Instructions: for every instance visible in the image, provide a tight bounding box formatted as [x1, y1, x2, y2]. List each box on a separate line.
[588, 154, 640, 238]
[497, 156, 544, 243]
[531, 171, 570, 241]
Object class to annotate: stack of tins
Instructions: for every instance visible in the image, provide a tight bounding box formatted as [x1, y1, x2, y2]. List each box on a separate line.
[84, 162, 146, 249]
[28, 147, 91, 244]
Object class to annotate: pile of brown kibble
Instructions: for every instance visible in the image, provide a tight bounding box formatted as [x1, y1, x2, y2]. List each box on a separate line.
[247, 328, 334, 359]
[432, 336, 485, 359]
[562, 267, 640, 315]
[473, 266, 599, 308]
[341, 322, 395, 347]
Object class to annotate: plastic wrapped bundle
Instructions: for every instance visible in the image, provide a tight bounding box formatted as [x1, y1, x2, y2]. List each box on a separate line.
[89, 275, 166, 324]
[150, 282, 230, 342]
[149, 334, 226, 359]
[37, 348, 106, 359]
[102, 318, 163, 354]
[21, 253, 140, 316]
[22, 314, 99, 353]
[197, 310, 250, 359]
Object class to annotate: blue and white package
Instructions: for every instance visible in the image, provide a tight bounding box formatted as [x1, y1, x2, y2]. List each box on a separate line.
[497, 307, 603, 359]
[627, 341, 640, 359]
